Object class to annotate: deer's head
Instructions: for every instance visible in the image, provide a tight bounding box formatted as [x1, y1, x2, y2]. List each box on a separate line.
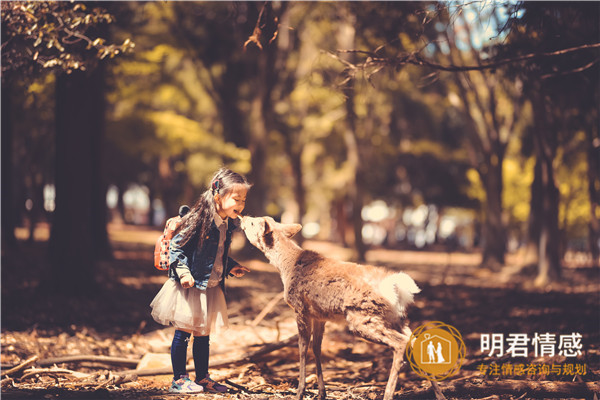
[240, 216, 302, 253]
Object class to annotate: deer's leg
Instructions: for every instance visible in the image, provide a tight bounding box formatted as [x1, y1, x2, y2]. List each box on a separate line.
[383, 347, 405, 400]
[312, 320, 326, 400]
[295, 314, 313, 400]
[346, 313, 411, 400]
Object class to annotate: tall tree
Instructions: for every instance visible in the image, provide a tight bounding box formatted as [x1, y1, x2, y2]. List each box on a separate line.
[1, 1, 133, 293]
[49, 65, 107, 292]
[433, 6, 527, 269]
[501, 2, 600, 284]
[160, 1, 281, 216]
[336, 8, 369, 260]
[586, 124, 600, 264]
[1, 74, 16, 247]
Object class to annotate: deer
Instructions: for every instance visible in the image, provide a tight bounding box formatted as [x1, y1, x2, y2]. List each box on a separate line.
[239, 215, 421, 400]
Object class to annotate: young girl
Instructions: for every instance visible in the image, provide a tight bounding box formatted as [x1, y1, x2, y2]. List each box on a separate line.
[150, 168, 251, 394]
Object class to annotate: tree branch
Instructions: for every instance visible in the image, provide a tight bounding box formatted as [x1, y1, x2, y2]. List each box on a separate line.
[541, 58, 600, 80]
[338, 42, 600, 73]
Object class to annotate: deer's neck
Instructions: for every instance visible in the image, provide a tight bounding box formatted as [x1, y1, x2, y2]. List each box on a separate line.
[264, 236, 303, 281]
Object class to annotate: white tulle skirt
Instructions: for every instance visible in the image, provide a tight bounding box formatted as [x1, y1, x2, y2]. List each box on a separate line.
[150, 279, 228, 335]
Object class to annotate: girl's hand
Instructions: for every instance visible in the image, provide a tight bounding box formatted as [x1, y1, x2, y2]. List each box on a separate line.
[180, 275, 195, 289]
[230, 265, 250, 278]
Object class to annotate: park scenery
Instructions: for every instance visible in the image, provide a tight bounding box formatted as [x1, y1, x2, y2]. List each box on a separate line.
[1, 2, 598, 399]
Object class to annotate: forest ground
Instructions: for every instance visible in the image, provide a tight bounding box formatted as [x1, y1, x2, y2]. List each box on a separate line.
[1, 223, 598, 400]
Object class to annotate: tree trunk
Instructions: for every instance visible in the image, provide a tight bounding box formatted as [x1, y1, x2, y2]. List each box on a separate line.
[1, 80, 17, 247]
[586, 127, 600, 263]
[217, 68, 249, 150]
[338, 11, 366, 261]
[246, 3, 280, 218]
[157, 156, 177, 220]
[281, 134, 306, 245]
[480, 153, 506, 270]
[439, 28, 512, 272]
[90, 62, 112, 260]
[27, 179, 45, 244]
[147, 185, 156, 226]
[48, 65, 109, 295]
[522, 157, 542, 267]
[276, 4, 305, 242]
[532, 93, 561, 286]
[117, 183, 127, 223]
[246, 70, 269, 217]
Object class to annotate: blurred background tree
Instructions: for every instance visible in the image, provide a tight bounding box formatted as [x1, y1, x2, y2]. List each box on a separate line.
[323, 1, 599, 282]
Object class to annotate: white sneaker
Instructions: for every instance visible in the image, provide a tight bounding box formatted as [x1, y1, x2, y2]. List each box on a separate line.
[169, 375, 204, 394]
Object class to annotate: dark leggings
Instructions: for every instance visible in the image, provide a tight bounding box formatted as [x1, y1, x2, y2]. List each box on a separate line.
[171, 330, 210, 381]
[193, 335, 210, 380]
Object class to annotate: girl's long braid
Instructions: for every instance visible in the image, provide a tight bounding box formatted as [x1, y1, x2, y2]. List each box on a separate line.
[175, 168, 251, 249]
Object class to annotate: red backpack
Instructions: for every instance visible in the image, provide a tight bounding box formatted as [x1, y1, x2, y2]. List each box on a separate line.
[154, 205, 190, 270]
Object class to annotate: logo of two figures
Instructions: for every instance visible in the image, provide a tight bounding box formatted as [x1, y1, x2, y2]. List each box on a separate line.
[422, 333, 450, 364]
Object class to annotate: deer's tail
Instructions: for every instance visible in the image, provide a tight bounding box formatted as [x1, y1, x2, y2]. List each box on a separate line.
[378, 272, 420, 317]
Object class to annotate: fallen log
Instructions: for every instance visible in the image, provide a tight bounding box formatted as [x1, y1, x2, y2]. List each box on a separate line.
[399, 379, 600, 399]
[127, 334, 299, 376]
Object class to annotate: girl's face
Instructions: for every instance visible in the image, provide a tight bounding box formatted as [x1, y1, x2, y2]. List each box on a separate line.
[215, 186, 248, 220]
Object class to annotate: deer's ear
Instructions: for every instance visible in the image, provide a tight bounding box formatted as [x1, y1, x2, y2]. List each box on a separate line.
[264, 218, 274, 234]
[284, 224, 302, 238]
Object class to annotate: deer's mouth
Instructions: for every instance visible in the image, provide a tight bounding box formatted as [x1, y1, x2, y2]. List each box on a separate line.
[238, 216, 247, 230]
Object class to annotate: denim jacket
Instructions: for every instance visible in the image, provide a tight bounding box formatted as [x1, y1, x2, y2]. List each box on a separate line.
[168, 218, 240, 291]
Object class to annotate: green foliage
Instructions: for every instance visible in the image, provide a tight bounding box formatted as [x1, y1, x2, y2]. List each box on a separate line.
[105, 2, 251, 202]
[502, 157, 534, 233]
[556, 132, 594, 240]
[1, 1, 134, 79]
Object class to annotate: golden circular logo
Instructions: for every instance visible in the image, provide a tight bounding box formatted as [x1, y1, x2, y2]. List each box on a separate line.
[405, 321, 466, 381]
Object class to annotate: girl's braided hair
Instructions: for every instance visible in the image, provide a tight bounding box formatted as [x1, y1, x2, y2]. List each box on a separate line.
[175, 168, 251, 248]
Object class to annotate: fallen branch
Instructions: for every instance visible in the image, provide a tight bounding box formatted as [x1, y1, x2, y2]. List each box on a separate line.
[20, 367, 90, 381]
[224, 379, 255, 393]
[338, 42, 600, 73]
[3, 355, 39, 377]
[93, 372, 137, 390]
[127, 334, 299, 376]
[399, 379, 600, 399]
[431, 379, 447, 400]
[0, 377, 14, 387]
[37, 355, 139, 368]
